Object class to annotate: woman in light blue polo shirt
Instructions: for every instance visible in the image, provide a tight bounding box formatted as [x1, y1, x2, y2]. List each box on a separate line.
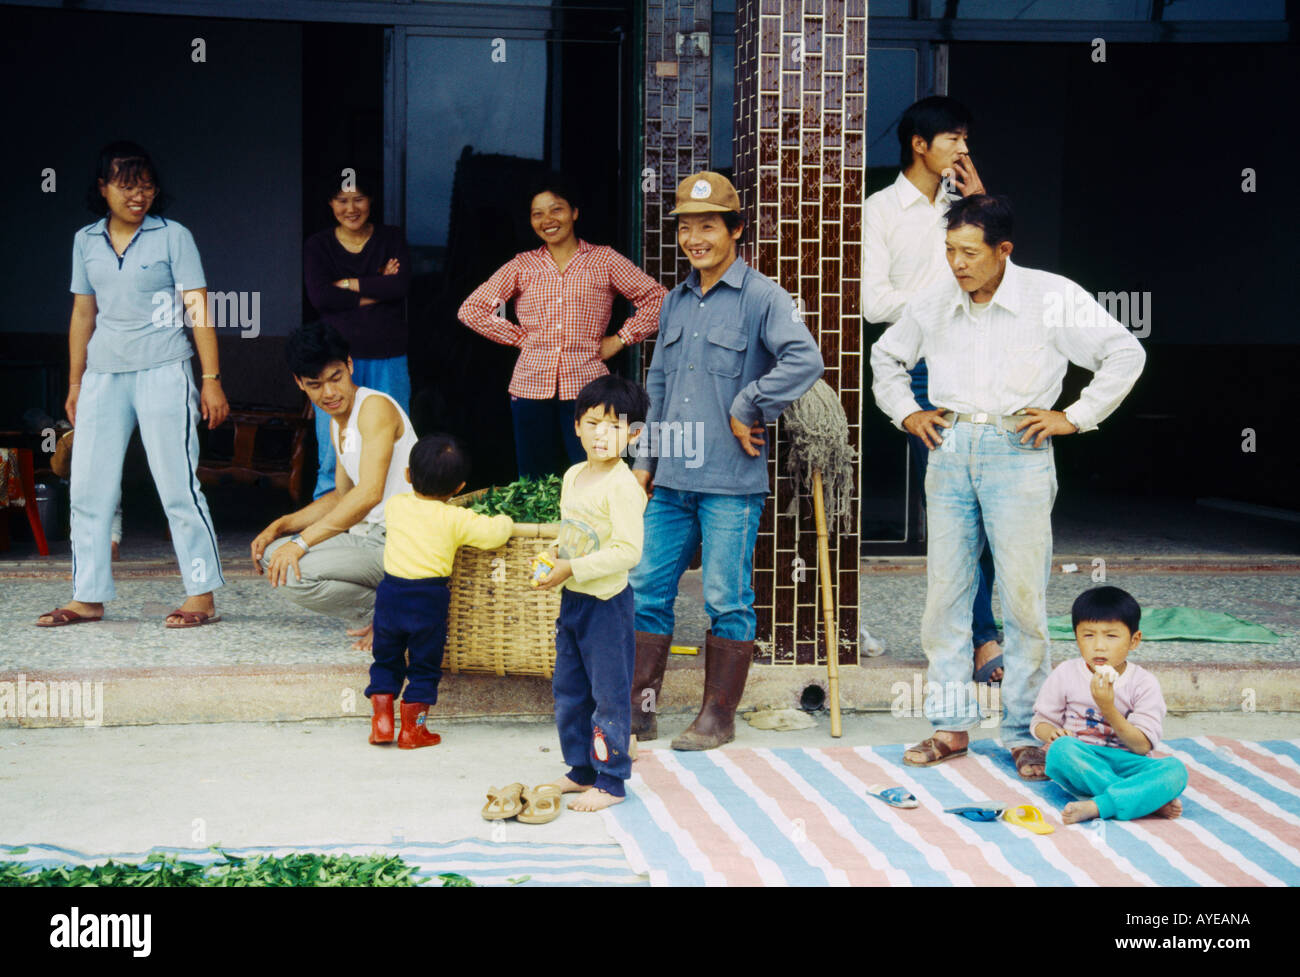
[36, 142, 229, 629]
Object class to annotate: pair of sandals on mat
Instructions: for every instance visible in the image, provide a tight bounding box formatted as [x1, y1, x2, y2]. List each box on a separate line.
[481, 784, 567, 825]
[905, 736, 1048, 782]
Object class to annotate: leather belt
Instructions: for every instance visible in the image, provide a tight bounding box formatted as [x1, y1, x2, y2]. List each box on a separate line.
[941, 410, 1026, 433]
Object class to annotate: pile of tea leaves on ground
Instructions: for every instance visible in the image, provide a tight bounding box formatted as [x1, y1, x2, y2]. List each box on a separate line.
[467, 475, 562, 524]
[0, 849, 484, 887]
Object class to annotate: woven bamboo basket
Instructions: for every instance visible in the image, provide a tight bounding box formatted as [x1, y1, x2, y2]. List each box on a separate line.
[443, 489, 561, 678]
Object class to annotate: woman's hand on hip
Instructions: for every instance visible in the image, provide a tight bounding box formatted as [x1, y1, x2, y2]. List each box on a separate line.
[599, 336, 625, 361]
[201, 379, 229, 429]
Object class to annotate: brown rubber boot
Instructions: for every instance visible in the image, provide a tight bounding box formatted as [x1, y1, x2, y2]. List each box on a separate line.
[397, 700, 442, 749]
[671, 633, 753, 751]
[630, 631, 672, 741]
[369, 693, 395, 745]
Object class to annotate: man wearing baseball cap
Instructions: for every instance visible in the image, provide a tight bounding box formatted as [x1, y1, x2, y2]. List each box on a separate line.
[628, 171, 824, 751]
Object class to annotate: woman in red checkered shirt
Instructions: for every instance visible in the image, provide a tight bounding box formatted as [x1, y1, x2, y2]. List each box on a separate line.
[458, 177, 666, 479]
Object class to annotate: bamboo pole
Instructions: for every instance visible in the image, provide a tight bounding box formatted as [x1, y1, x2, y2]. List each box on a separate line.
[811, 469, 842, 737]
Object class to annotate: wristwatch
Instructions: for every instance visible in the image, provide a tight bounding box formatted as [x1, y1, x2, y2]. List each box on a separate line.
[202, 373, 221, 381]
[290, 535, 310, 554]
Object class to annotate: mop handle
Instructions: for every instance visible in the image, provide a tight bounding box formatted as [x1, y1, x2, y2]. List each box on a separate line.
[812, 469, 842, 738]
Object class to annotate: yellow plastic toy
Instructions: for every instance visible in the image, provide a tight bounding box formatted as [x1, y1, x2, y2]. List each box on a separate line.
[529, 552, 555, 587]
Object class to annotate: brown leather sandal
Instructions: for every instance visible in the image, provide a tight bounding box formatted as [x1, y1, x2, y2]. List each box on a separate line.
[165, 609, 222, 629]
[1011, 745, 1049, 781]
[903, 736, 968, 767]
[35, 607, 103, 628]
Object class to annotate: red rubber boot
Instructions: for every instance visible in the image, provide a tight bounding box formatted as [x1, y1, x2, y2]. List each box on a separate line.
[397, 700, 442, 749]
[369, 694, 395, 745]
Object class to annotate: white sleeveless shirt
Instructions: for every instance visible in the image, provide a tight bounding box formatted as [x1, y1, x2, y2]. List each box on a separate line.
[331, 387, 417, 526]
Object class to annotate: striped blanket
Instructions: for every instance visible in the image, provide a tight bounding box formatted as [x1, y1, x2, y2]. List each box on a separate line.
[602, 738, 1300, 886]
[0, 840, 646, 888]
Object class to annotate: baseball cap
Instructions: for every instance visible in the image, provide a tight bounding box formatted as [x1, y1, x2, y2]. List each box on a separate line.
[670, 171, 741, 215]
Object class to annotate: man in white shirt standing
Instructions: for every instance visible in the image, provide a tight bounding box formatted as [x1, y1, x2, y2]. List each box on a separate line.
[863, 96, 1004, 683]
[870, 195, 1145, 780]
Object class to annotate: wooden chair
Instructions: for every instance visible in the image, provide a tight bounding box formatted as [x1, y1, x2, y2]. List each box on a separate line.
[196, 398, 314, 502]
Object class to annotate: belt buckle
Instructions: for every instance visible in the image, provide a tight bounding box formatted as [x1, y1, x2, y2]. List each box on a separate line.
[972, 411, 989, 425]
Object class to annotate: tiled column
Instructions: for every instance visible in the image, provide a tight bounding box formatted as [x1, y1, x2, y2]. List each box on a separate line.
[735, 0, 864, 666]
[643, 0, 713, 289]
[642, 0, 864, 667]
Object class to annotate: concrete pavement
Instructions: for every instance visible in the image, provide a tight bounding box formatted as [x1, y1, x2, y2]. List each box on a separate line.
[2, 712, 1295, 860]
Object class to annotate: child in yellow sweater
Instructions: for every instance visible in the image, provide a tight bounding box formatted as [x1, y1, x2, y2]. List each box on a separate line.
[535, 376, 649, 810]
[367, 435, 512, 748]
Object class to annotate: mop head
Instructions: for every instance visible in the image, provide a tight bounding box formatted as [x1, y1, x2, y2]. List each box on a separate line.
[781, 379, 857, 533]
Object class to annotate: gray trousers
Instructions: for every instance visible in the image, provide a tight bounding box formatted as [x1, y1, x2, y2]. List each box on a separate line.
[261, 522, 386, 626]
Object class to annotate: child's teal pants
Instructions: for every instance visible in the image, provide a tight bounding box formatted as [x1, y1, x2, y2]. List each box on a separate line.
[1045, 736, 1188, 820]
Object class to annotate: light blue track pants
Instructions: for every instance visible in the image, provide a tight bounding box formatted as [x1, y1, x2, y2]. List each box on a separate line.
[70, 362, 225, 603]
[1045, 736, 1188, 820]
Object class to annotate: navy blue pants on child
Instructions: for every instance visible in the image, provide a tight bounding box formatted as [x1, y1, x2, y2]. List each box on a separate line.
[366, 574, 451, 705]
[553, 586, 635, 797]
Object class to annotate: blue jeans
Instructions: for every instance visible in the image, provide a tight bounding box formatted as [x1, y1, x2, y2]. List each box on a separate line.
[509, 395, 585, 480]
[909, 360, 997, 648]
[630, 487, 766, 642]
[922, 421, 1056, 746]
[313, 355, 411, 499]
[1046, 737, 1188, 820]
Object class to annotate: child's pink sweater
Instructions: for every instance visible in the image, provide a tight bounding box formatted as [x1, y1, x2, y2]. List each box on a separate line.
[1031, 658, 1166, 752]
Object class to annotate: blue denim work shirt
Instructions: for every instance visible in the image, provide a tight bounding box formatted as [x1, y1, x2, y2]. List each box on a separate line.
[632, 257, 824, 495]
[71, 214, 207, 374]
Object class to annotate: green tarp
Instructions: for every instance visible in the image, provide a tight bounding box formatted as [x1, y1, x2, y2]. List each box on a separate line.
[998, 607, 1284, 644]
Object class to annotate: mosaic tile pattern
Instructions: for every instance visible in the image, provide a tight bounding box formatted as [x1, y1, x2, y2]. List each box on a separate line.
[734, 0, 864, 667]
[641, 1, 863, 667]
[644, 0, 714, 289]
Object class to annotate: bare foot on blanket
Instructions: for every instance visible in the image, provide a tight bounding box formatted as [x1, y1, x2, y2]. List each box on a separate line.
[348, 623, 373, 652]
[569, 788, 625, 812]
[549, 776, 596, 794]
[1152, 798, 1183, 819]
[1062, 800, 1101, 824]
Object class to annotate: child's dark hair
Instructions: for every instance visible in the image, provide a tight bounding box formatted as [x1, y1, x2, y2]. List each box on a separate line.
[574, 374, 650, 426]
[897, 95, 972, 170]
[945, 193, 1014, 248]
[85, 140, 170, 216]
[408, 434, 470, 497]
[1072, 586, 1142, 635]
[286, 323, 351, 380]
[528, 172, 580, 214]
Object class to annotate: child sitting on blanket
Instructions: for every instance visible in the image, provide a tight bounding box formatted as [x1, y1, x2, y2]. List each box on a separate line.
[1032, 586, 1188, 823]
[534, 375, 649, 812]
[365, 434, 513, 749]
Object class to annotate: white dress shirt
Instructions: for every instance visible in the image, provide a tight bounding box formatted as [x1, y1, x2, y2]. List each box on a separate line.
[870, 258, 1147, 434]
[861, 171, 959, 324]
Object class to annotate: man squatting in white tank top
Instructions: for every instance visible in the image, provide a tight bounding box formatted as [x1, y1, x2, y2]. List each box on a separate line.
[251, 324, 417, 651]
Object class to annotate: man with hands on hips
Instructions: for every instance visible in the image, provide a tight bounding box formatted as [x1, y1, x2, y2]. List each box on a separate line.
[871, 193, 1145, 781]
